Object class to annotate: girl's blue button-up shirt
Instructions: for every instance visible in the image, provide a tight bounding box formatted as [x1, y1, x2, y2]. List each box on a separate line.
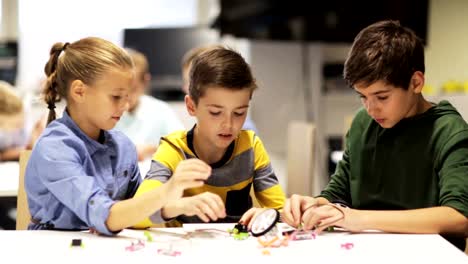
[25, 111, 142, 235]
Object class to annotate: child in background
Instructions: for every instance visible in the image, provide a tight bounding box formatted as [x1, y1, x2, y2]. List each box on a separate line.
[181, 44, 258, 133]
[25, 37, 210, 235]
[281, 20, 468, 250]
[115, 48, 184, 161]
[134, 46, 285, 228]
[0, 81, 43, 161]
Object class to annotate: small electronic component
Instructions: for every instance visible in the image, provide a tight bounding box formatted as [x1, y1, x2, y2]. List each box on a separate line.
[70, 239, 83, 248]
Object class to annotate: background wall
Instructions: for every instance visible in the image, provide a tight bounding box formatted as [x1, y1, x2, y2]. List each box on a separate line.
[425, 0, 468, 90]
[16, 0, 198, 92]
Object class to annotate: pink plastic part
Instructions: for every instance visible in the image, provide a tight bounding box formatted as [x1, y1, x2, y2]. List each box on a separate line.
[157, 248, 182, 257]
[290, 230, 316, 241]
[341, 242, 354, 250]
[125, 240, 146, 251]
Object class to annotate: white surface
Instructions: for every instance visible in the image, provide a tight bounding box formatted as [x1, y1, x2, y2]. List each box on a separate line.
[0, 162, 19, 197]
[0, 225, 465, 263]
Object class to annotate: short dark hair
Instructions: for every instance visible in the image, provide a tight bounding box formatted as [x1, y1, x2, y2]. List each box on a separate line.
[189, 47, 257, 104]
[344, 20, 425, 90]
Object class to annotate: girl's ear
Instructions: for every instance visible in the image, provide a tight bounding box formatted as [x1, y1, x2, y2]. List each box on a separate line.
[69, 80, 87, 103]
[185, 95, 197, 116]
[410, 71, 425, 94]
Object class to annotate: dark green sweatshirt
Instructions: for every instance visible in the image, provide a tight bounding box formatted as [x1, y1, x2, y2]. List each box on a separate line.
[320, 100, 468, 250]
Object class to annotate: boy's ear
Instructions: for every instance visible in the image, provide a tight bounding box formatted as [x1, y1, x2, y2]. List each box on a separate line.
[143, 72, 151, 87]
[185, 95, 197, 116]
[69, 80, 87, 103]
[410, 71, 425, 94]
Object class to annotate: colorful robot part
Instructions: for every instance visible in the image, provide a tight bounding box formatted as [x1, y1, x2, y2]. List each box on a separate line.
[229, 223, 250, 240]
[341, 242, 354, 250]
[125, 240, 146, 252]
[157, 248, 182, 257]
[290, 230, 316, 241]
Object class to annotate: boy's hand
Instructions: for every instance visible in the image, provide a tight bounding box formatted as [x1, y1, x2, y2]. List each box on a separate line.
[161, 192, 225, 221]
[301, 204, 361, 234]
[164, 159, 211, 201]
[239, 208, 269, 230]
[281, 194, 318, 228]
[301, 204, 344, 232]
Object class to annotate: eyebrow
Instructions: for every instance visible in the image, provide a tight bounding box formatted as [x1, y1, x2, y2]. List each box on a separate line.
[112, 87, 127, 92]
[355, 89, 390, 96]
[206, 104, 249, 109]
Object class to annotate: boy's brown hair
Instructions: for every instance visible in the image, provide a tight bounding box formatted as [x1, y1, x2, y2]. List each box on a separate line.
[344, 20, 425, 90]
[0, 81, 23, 115]
[189, 46, 257, 104]
[181, 44, 223, 72]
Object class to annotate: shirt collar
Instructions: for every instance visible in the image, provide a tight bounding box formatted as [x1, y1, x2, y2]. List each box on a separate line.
[61, 110, 116, 156]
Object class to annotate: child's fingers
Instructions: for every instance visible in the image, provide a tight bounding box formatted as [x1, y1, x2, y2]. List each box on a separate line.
[179, 178, 205, 190]
[239, 208, 256, 228]
[314, 214, 343, 234]
[196, 202, 218, 221]
[302, 207, 325, 230]
[178, 159, 211, 173]
[201, 193, 226, 218]
[302, 206, 335, 230]
[280, 199, 296, 227]
[193, 207, 210, 222]
[290, 195, 306, 226]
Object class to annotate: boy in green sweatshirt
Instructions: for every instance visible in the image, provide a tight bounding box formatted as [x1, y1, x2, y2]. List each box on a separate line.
[281, 20, 468, 250]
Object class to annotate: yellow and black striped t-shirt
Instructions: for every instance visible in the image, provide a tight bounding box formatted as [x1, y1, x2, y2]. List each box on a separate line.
[133, 128, 285, 228]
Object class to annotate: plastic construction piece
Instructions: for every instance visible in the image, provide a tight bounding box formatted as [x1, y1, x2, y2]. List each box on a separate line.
[157, 247, 181, 257]
[250, 209, 280, 237]
[70, 239, 84, 248]
[341, 242, 354, 250]
[257, 235, 289, 248]
[125, 240, 146, 252]
[229, 223, 250, 240]
[143, 231, 153, 242]
[290, 230, 316, 241]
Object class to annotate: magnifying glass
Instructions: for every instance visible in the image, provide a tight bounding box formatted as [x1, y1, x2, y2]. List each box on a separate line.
[250, 208, 280, 237]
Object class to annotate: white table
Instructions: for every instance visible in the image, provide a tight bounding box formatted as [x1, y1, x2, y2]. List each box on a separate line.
[0, 224, 465, 263]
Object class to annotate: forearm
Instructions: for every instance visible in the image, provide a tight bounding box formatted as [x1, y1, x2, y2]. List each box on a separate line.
[0, 148, 21, 161]
[354, 206, 468, 236]
[106, 184, 170, 231]
[136, 144, 157, 161]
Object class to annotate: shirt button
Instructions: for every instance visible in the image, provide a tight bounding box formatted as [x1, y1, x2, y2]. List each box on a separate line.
[89, 200, 94, 205]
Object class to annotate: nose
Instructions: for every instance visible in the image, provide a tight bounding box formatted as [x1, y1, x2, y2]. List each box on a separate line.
[222, 113, 234, 129]
[365, 98, 374, 114]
